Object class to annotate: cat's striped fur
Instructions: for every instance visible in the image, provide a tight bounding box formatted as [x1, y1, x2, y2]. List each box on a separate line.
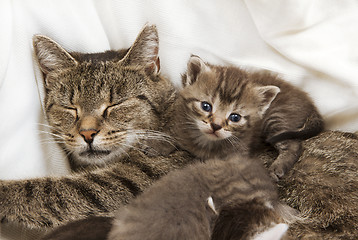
[0, 25, 195, 230]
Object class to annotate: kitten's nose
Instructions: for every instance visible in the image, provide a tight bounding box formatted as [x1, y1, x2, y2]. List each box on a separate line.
[210, 123, 222, 132]
[80, 129, 99, 144]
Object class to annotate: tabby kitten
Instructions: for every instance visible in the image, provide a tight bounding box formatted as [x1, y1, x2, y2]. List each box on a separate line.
[107, 155, 297, 240]
[172, 55, 323, 179]
[0, 25, 194, 230]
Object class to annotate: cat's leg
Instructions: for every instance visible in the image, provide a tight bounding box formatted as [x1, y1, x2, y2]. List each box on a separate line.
[41, 216, 113, 240]
[0, 163, 143, 229]
[269, 140, 302, 181]
[141, 138, 177, 157]
[0, 151, 193, 229]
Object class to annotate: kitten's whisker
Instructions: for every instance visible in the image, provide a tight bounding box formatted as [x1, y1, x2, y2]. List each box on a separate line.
[227, 135, 247, 152]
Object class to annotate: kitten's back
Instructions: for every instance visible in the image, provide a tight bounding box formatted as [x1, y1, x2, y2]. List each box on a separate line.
[108, 155, 297, 240]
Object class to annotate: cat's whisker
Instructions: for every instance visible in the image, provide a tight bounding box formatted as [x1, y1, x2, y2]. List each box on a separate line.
[39, 140, 67, 145]
[108, 141, 142, 158]
[129, 130, 176, 146]
[36, 123, 57, 130]
[129, 129, 174, 139]
[44, 148, 69, 163]
[227, 135, 247, 152]
[38, 130, 66, 140]
[115, 141, 151, 155]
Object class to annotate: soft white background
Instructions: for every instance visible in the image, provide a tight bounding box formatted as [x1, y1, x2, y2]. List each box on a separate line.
[1, 0, 358, 179]
[1, 0, 358, 181]
[0, 0, 358, 239]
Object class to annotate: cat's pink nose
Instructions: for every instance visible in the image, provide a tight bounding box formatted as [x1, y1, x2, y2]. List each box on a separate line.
[210, 123, 222, 132]
[79, 129, 98, 144]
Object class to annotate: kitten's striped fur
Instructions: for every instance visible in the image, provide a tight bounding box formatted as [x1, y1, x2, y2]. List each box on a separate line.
[172, 56, 323, 180]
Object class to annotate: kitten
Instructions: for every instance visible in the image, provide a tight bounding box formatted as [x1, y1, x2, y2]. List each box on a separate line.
[0, 25, 194, 230]
[108, 155, 298, 240]
[171, 55, 323, 179]
[42, 155, 297, 240]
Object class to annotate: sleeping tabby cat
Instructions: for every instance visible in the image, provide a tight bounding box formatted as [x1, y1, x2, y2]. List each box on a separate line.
[0, 25, 194, 231]
[168, 55, 324, 180]
[43, 155, 297, 240]
[0, 24, 357, 240]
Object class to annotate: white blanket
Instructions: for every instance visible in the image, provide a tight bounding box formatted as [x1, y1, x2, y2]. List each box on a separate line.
[1, 0, 358, 189]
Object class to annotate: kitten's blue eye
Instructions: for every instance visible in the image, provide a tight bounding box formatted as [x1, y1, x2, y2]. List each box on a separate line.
[201, 102, 212, 112]
[229, 113, 241, 122]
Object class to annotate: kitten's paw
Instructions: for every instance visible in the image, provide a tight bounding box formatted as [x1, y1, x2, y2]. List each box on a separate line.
[268, 163, 286, 182]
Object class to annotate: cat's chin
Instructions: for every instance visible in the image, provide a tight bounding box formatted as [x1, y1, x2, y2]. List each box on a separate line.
[204, 132, 224, 141]
[79, 149, 111, 158]
[74, 149, 122, 165]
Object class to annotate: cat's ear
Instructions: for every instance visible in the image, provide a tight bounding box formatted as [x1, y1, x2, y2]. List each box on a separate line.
[183, 55, 211, 87]
[252, 223, 288, 240]
[33, 35, 78, 75]
[120, 24, 160, 75]
[255, 85, 280, 117]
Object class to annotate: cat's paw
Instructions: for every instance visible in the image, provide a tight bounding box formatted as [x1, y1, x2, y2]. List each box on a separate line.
[268, 163, 286, 182]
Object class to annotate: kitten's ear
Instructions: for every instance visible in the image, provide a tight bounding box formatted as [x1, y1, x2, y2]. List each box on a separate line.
[252, 223, 288, 240]
[255, 85, 280, 117]
[120, 24, 160, 75]
[33, 35, 78, 74]
[183, 55, 211, 87]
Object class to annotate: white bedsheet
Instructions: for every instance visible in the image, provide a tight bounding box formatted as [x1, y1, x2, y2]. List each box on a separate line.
[0, 0, 357, 180]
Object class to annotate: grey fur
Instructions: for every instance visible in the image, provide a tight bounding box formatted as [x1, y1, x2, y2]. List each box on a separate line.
[108, 155, 296, 240]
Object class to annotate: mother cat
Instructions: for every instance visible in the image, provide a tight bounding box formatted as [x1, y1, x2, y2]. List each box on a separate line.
[0, 25, 357, 239]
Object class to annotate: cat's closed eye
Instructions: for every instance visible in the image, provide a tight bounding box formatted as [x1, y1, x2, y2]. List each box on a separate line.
[49, 105, 78, 128]
[64, 106, 78, 118]
[102, 104, 119, 118]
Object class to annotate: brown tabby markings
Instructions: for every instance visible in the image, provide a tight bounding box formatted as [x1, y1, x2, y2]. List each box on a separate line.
[172, 55, 323, 179]
[276, 131, 358, 239]
[0, 25, 194, 230]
